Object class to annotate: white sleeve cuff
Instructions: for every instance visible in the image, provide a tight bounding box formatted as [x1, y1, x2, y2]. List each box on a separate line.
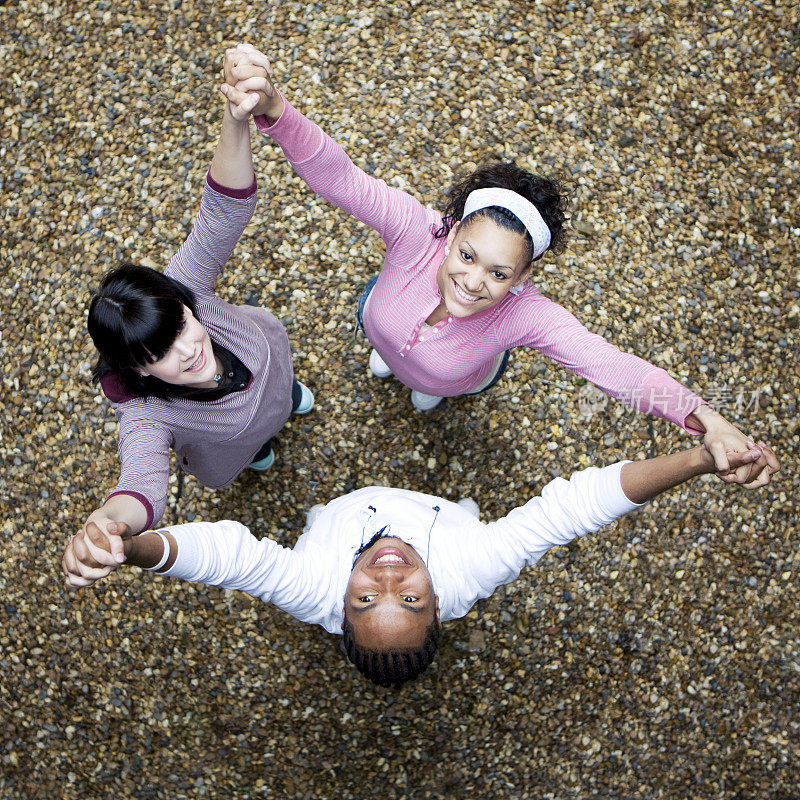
[602, 460, 647, 519]
[159, 523, 205, 580]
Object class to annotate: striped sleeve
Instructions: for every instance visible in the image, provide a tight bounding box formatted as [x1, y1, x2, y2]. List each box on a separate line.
[508, 297, 707, 430]
[109, 418, 173, 529]
[256, 94, 435, 266]
[165, 174, 258, 297]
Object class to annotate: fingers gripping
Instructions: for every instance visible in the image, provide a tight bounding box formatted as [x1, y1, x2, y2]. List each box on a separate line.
[707, 440, 730, 472]
[224, 43, 272, 85]
[63, 535, 115, 587]
[221, 84, 261, 120]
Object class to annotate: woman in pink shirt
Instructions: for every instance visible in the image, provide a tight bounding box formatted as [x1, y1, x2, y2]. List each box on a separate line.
[227, 44, 777, 488]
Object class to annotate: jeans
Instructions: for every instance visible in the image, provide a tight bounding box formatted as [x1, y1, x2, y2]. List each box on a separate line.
[355, 274, 379, 338]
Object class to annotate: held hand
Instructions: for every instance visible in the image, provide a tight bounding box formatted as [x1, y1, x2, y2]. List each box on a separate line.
[697, 440, 779, 489]
[722, 439, 779, 489]
[222, 43, 283, 121]
[688, 406, 779, 488]
[63, 519, 132, 588]
[221, 84, 262, 121]
[223, 42, 273, 86]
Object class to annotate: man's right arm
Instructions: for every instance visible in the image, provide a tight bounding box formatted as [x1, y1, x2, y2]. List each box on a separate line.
[62, 519, 331, 626]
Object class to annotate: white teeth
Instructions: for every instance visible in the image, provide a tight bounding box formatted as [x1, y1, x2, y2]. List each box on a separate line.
[375, 554, 405, 565]
[453, 281, 480, 303]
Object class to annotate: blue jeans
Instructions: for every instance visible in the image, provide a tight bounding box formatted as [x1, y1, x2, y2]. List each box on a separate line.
[355, 274, 510, 396]
[355, 274, 379, 338]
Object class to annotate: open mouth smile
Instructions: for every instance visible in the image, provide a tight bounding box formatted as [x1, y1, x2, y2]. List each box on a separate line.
[451, 279, 482, 304]
[184, 349, 206, 373]
[369, 547, 411, 566]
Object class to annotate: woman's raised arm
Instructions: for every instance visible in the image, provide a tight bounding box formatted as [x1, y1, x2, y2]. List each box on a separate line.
[164, 65, 261, 295]
[224, 43, 436, 264]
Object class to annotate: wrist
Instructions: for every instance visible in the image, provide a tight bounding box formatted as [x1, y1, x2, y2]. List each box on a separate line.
[91, 500, 117, 518]
[692, 444, 717, 475]
[255, 90, 284, 125]
[687, 404, 724, 434]
[223, 101, 250, 127]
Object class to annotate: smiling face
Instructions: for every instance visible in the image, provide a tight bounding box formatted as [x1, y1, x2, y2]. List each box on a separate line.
[343, 536, 440, 650]
[136, 306, 218, 387]
[436, 215, 533, 318]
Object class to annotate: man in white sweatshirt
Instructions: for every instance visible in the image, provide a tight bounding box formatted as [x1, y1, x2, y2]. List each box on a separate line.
[63, 442, 776, 687]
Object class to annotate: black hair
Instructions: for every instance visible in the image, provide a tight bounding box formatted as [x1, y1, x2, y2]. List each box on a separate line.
[434, 160, 570, 261]
[88, 263, 200, 400]
[342, 613, 441, 689]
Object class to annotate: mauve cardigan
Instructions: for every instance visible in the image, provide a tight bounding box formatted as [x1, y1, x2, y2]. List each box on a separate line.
[101, 174, 294, 529]
[256, 95, 708, 430]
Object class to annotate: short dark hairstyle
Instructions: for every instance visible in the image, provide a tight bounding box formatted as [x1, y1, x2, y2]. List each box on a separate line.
[435, 160, 570, 261]
[88, 263, 199, 399]
[341, 613, 441, 689]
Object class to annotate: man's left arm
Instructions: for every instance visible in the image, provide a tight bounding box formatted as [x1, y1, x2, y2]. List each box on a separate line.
[447, 444, 774, 618]
[620, 441, 775, 503]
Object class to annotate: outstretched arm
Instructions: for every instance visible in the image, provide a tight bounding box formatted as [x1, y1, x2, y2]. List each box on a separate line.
[444, 444, 775, 619]
[163, 56, 263, 295]
[620, 440, 775, 503]
[208, 98, 259, 189]
[61, 518, 335, 630]
[516, 299, 780, 487]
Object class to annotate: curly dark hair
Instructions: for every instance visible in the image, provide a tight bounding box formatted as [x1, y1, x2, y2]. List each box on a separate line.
[342, 613, 441, 689]
[435, 161, 570, 261]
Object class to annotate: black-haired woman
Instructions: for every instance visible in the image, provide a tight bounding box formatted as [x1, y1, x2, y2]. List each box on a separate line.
[224, 43, 776, 488]
[81, 71, 313, 560]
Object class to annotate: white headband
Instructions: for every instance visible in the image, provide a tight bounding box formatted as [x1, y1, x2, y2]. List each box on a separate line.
[462, 187, 551, 259]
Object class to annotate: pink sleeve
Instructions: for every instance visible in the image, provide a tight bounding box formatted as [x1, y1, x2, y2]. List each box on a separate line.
[255, 93, 436, 265]
[513, 298, 709, 432]
[165, 174, 257, 297]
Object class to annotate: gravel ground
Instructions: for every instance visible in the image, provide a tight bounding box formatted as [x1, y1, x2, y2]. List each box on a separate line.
[2, 1, 798, 798]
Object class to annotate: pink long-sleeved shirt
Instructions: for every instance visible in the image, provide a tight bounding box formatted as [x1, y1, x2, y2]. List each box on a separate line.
[256, 97, 706, 431]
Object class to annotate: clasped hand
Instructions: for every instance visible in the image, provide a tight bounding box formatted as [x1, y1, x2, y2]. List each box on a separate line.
[221, 43, 283, 121]
[63, 520, 131, 588]
[689, 406, 780, 489]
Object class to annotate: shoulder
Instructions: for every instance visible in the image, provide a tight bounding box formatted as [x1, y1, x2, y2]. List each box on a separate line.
[490, 282, 555, 339]
[100, 373, 137, 404]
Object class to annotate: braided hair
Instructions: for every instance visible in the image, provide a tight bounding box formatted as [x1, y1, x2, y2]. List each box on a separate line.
[342, 614, 441, 689]
[434, 160, 570, 261]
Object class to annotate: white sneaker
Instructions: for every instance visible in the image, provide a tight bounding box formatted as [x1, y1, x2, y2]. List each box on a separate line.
[457, 498, 480, 518]
[411, 390, 443, 411]
[369, 349, 393, 378]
